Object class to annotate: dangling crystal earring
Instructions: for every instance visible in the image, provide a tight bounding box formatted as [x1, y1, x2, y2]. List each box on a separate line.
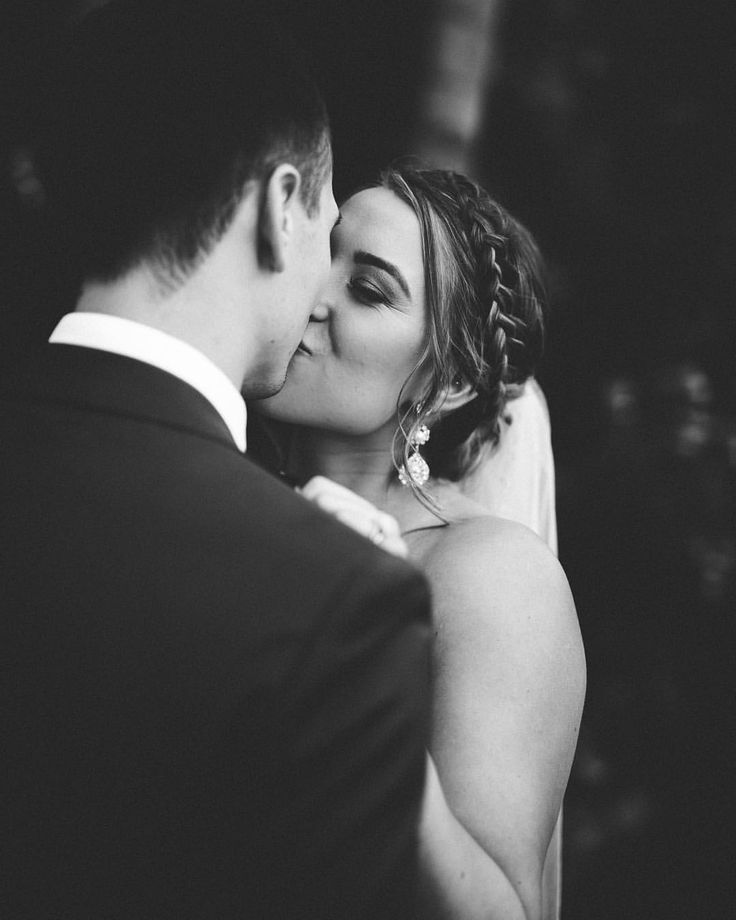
[398, 413, 431, 487]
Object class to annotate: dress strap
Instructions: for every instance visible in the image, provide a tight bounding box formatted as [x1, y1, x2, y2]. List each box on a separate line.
[401, 521, 449, 537]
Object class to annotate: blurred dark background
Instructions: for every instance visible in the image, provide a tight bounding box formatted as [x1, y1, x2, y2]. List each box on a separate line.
[2, 1, 734, 916]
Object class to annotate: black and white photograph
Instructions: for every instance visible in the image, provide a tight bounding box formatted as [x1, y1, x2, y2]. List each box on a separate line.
[1, 1, 733, 918]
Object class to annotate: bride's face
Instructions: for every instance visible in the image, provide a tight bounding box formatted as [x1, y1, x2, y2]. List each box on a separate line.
[256, 186, 428, 435]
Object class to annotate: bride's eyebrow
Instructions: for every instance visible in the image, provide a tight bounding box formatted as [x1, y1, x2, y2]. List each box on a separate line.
[353, 250, 411, 298]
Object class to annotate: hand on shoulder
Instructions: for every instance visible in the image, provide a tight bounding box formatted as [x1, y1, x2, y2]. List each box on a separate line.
[298, 475, 408, 558]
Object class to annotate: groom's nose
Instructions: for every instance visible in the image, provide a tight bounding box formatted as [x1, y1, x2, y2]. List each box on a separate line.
[309, 301, 330, 322]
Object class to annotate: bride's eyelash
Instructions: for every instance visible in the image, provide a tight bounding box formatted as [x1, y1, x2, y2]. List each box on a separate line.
[348, 278, 390, 306]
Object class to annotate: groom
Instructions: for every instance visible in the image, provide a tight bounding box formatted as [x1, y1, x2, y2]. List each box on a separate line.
[0, 2, 431, 918]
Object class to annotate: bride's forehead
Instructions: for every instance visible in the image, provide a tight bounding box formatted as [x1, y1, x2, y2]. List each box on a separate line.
[341, 187, 422, 251]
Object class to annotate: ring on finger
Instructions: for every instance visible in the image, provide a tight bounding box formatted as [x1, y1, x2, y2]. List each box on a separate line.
[369, 521, 386, 546]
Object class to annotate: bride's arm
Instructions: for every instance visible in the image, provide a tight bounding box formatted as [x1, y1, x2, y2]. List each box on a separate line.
[417, 753, 527, 919]
[419, 518, 586, 920]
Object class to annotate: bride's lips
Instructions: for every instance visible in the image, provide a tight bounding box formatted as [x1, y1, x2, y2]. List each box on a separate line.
[295, 341, 312, 356]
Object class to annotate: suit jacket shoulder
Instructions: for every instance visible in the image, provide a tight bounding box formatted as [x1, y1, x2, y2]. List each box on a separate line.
[1, 344, 431, 919]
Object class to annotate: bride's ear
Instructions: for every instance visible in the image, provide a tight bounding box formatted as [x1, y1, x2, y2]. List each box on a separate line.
[435, 375, 477, 417]
[257, 164, 301, 272]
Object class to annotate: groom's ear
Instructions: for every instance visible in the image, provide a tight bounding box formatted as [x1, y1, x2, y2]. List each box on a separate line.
[436, 375, 477, 417]
[257, 164, 302, 272]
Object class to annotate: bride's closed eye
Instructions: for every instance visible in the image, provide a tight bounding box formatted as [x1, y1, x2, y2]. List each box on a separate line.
[348, 277, 392, 307]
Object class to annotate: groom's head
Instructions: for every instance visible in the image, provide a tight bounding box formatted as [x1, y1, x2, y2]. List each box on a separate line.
[44, 0, 337, 393]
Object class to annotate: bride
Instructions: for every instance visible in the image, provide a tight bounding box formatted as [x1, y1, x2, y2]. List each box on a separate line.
[250, 164, 586, 920]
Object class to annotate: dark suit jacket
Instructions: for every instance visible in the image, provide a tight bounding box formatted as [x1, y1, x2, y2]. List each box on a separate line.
[0, 344, 431, 919]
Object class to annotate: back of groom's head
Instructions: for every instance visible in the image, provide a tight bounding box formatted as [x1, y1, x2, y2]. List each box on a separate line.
[43, 0, 331, 287]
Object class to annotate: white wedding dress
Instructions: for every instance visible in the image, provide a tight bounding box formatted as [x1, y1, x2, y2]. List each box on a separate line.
[460, 377, 562, 920]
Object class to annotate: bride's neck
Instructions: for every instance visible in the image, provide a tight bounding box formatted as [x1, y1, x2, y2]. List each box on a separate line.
[286, 426, 397, 511]
[282, 423, 452, 536]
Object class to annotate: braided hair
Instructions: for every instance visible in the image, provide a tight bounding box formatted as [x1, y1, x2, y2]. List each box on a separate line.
[379, 164, 546, 485]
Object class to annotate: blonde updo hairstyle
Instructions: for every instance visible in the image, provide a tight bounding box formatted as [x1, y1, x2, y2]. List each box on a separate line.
[380, 164, 547, 491]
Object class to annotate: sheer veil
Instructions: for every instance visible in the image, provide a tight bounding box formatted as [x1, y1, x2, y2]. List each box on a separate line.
[459, 378, 557, 555]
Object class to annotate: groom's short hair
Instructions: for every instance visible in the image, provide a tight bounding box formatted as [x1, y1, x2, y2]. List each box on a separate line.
[43, 0, 331, 285]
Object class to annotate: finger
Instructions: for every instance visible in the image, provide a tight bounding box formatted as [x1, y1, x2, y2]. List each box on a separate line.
[300, 476, 379, 513]
[304, 488, 364, 518]
[380, 535, 409, 559]
[301, 483, 386, 523]
[334, 509, 408, 558]
[299, 475, 353, 502]
[332, 507, 380, 540]
[299, 477, 405, 553]
[375, 511, 401, 538]
[317, 501, 403, 548]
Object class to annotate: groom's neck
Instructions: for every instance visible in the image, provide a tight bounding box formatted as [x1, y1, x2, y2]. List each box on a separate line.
[75, 267, 247, 390]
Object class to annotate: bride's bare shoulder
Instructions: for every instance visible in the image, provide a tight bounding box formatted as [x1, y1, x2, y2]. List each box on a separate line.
[419, 481, 545, 565]
[422, 508, 581, 650]
[407, 488, 586, 725]
[426, 510, 552, 585]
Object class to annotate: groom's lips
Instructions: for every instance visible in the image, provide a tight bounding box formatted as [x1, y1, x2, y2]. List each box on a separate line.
[296, 341, 312, 356]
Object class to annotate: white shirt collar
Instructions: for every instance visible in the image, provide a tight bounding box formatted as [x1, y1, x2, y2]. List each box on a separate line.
[49, 312, 247, 452]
